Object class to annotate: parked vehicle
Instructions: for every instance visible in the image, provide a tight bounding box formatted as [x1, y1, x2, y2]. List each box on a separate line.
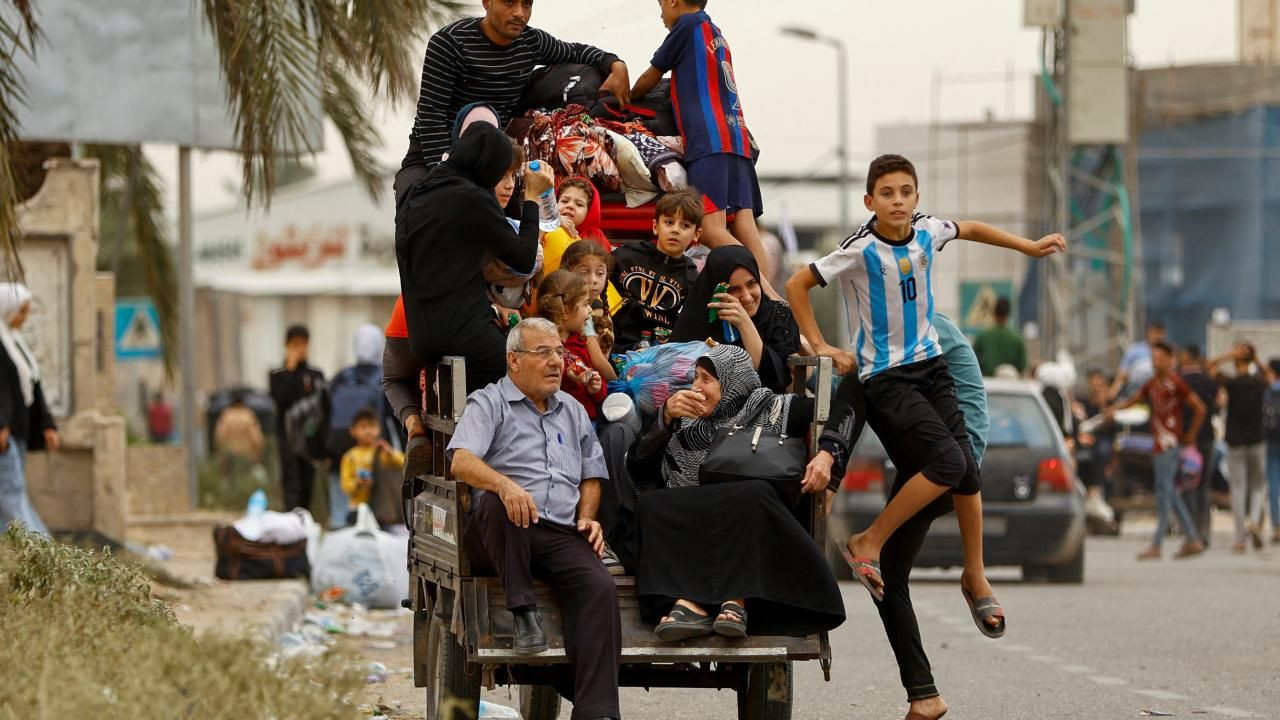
[407, 356, 839, 720]
[829, 378, 1087, 584]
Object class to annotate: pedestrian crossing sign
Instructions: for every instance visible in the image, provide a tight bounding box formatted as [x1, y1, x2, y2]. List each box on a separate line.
[115, 299, 163, 360]
[959, 281, 1014, 336]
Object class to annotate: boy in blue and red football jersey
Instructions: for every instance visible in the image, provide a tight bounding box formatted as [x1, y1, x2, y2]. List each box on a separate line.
[631, 0, 772, 292]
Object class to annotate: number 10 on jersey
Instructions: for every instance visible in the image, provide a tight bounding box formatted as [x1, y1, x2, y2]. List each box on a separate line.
[899, 277, 918, 302]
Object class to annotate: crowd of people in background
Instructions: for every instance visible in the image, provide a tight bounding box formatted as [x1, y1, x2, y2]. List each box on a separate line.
[973, 311, 1280, 559]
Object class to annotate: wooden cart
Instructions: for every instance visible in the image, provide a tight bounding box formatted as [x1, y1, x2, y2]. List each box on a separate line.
[407, 356, 836, 720]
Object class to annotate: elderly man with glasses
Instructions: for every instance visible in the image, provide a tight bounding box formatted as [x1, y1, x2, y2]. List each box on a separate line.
[447, 317, 622, 720]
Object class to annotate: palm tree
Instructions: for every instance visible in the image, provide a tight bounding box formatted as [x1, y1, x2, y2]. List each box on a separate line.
[1, 0, 466, 373]
[1, 0, 40, 276]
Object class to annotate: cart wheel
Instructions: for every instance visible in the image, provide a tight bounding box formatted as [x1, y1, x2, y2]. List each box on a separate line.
[424, 611, 480, 720]
[519, 684, 563, 720]
[737, 662, 793, 720]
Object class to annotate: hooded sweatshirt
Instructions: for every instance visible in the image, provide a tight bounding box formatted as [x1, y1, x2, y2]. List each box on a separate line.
[610, 240, 699, 351]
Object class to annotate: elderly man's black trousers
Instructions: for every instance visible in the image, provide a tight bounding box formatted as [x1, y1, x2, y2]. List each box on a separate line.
[464, 492, 622, 720]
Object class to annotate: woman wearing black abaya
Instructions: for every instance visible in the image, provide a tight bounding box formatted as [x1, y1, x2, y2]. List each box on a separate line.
[670, 245, 801, 392]
[627, 344, 862, 639]
[395, 122, 552, 391]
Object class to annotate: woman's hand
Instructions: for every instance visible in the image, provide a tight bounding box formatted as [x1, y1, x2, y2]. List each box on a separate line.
[709, 292, 752, 331]
[663, 389, 711, 425]
[523, 162, 554, 200]
[492, 305, 521, 329]
[801, 450, 835, 494]
[44, 429, 60, 453]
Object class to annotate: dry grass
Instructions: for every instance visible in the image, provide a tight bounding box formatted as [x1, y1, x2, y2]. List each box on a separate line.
[0, 527, 365, 718]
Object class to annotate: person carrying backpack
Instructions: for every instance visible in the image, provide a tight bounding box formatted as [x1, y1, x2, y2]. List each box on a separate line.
[325, 324, 391, 529]
[270, 325, 325, 513]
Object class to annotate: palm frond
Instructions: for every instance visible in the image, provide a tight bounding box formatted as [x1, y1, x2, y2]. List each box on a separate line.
[86, 144, 179, 378]
[201, 0, 322, 206]
[320, 54, 384, 198]
[203, 0, 466, 205]
[0, 0, 43, 279]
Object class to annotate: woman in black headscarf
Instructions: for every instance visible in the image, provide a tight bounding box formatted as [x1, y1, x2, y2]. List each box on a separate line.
[395, 122, 553, 391]
[628, 344, 861, 639]
[670, 245, 800, 392]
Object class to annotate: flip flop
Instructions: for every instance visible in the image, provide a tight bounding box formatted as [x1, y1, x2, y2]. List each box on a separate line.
[712, 601, 748, 638]
[960, 586, 1006, 639]
[655, 604, 714, 642]
[836, 539, 885, 602]
[905, 710, 947, 720]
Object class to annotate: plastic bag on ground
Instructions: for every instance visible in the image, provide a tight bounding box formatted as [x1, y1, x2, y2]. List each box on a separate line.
[310, 504, 409, 609]
[233, 509, 308, 544]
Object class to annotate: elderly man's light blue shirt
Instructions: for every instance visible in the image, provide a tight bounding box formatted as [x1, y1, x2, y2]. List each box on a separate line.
[935, 313, 989, 465]
[446, 376, 608, 526]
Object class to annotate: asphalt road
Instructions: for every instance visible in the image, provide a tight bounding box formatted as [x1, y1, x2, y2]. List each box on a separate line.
[353, 521, 1280, 719]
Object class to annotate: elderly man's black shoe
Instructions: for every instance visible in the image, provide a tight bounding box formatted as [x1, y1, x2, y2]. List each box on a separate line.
[513, 608, 548, 655]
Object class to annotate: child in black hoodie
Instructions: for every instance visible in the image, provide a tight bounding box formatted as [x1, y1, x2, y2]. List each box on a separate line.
[610, 189, 703, 352]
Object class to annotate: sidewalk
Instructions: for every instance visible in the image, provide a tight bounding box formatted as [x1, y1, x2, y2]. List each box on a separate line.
[130, 512, 311, 642]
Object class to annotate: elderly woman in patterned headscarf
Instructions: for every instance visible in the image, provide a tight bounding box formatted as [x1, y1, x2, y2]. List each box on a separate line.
[626, 344, 862, 640]
[0, 283, 59, 537]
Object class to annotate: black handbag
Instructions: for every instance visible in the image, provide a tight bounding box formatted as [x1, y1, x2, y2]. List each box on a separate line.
[699, 397, 807, 506]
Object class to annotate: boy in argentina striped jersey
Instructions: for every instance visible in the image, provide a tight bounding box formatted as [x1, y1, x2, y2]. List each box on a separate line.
[787, 154, 1066, 624]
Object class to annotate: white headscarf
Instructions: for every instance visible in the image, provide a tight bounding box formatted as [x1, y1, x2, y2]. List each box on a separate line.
[354, 323, 384, 366]
[0, 283, 38, 407]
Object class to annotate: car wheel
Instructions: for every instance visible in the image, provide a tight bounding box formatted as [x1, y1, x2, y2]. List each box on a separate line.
[1046, 542, 1085, 584]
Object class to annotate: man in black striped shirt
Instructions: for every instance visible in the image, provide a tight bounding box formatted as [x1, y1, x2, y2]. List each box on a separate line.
[395, 0, 631, 199]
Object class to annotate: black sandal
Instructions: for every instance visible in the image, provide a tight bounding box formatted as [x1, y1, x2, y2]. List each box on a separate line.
[713, 601, 748, 638]
[961, 587, 1006, 639]
[655, 604, 714, 641]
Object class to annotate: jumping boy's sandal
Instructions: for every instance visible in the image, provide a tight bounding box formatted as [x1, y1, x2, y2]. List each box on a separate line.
[712, 602, 748, 638]
[655, 604, 715, 642]
[836, 539, 885, 602]
[960, 586, 1006, 639]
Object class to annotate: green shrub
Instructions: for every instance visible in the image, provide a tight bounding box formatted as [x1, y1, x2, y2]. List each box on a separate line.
[0, 527, 364, 718]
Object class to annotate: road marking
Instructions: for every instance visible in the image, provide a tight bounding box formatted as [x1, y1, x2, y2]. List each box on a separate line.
[1133, 689, 1189, 701]
[1088, 676, 1129, 686]
[1058, 664, 1097, 674]
[1205, 707, 1255, 718]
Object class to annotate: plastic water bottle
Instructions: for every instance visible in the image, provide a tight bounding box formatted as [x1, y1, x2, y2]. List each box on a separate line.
[528, 160, 561, 232]
[247, 489, 268, 517]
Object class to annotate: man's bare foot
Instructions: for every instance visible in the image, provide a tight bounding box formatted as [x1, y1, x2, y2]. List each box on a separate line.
[906, 695, 948, 720]
[960, 571, 1000, 629]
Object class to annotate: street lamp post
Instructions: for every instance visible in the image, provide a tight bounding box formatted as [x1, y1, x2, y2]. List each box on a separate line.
[780, 26, 850, 235]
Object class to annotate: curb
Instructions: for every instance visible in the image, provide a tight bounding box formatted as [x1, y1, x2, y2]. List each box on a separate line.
[252, 579, 312, 643]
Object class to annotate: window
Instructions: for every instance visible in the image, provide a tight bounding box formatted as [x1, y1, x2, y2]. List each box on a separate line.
[987, 393, 1058, 449]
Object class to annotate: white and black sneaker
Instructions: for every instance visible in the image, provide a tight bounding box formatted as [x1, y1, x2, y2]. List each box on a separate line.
[601, 544, 625, 576]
